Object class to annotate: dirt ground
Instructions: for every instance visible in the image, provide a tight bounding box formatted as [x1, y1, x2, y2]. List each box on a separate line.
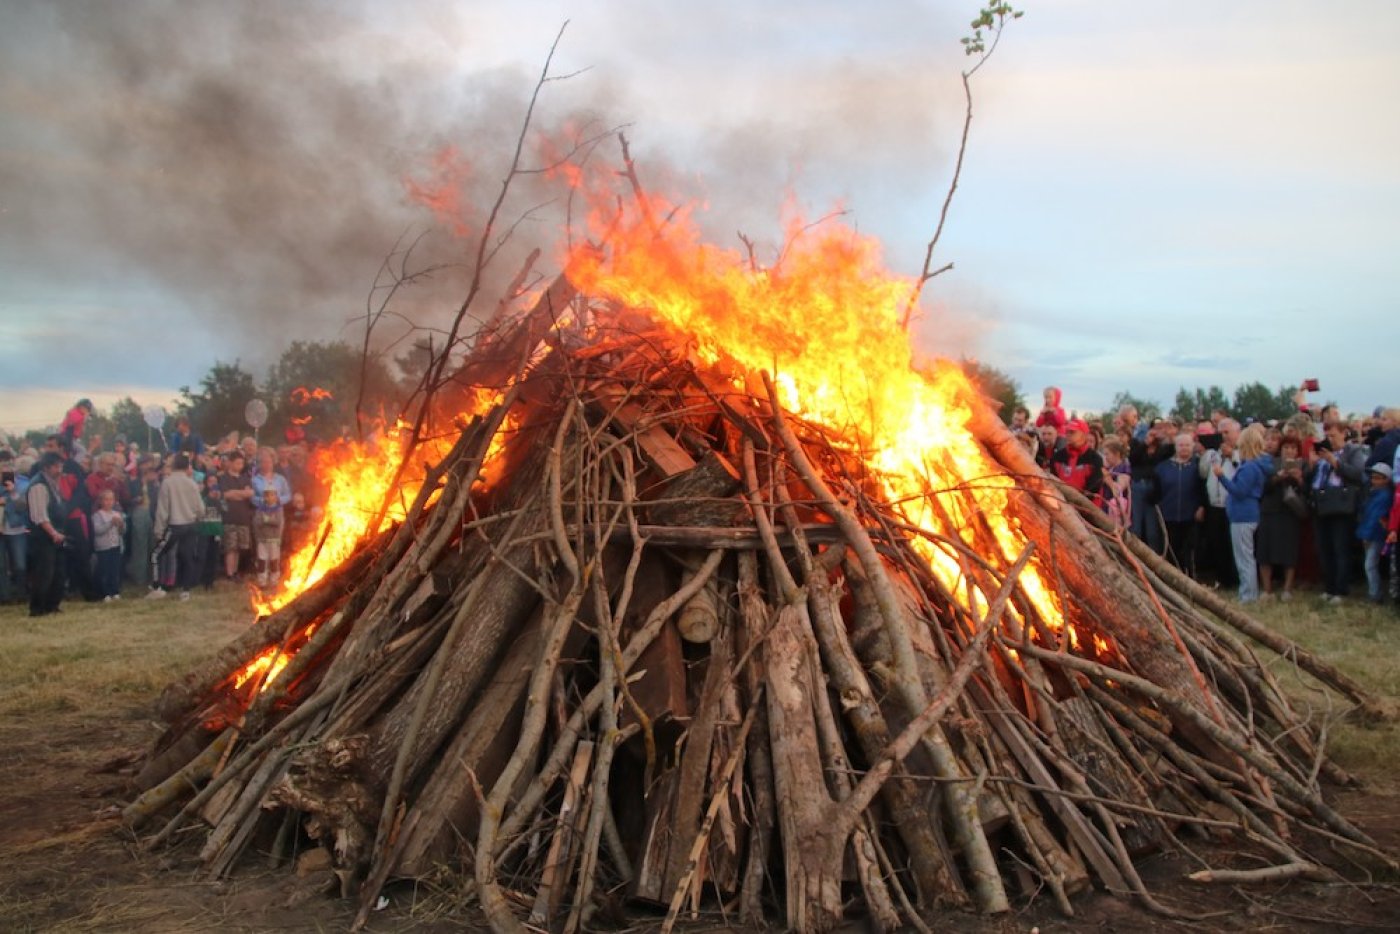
[3, 596, 1400, 932]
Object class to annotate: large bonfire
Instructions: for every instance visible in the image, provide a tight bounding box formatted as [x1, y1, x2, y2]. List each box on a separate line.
[126, 152, 1390, 932]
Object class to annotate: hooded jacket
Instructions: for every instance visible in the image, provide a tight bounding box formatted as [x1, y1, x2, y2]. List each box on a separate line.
[1035, 387, 1066, 432]
[1219, 454, 1274, 524]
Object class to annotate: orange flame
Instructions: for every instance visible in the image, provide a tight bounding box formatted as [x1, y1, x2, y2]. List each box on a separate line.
[290, 386, 334, 405]
[564, 195, 1067, 637]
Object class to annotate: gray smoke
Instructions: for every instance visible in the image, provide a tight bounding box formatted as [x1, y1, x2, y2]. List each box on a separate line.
[0, 0, 969, 391]
[0, 0, 603, 376]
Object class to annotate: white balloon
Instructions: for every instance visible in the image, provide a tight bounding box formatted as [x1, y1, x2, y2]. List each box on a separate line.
[142, 404, 167, 429]
[244, 399, 269, 429]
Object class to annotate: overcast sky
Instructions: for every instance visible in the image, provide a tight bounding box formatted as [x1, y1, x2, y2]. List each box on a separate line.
[3, 0, 1398, 435]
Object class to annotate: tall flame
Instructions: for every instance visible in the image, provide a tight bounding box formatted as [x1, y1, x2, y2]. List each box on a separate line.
[566, 199, 1064, 632]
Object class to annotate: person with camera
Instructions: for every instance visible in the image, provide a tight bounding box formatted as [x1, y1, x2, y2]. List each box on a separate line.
[1309, 420, 1367, 604]
[1199, 419, 1240, 589]
[1256, 434, 1307, 601]
[25, 452, 70, 617]
[1128, 419, 1173, 552]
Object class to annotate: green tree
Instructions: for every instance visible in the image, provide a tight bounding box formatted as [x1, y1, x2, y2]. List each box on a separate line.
[959, 358, 1025, 424]
[1108, 391, 1161, 423]
[179, 361, 260, 440]
[1170, 387, 1197, 423]
[109, 397, 149, 446]
[1231, 382, 1298, 423]
[264, 340, 400, 442]
[1172, 385, 1232, 423]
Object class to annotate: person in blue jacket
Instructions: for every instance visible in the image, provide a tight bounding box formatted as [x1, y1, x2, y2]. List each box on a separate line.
[1214, 424, 1273, 604]
[1154, 432, 1205, 576]
[1358, 463, 1395, 604]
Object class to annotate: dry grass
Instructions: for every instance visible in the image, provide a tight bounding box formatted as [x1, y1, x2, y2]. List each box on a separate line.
[1251, 595, 1400, 792]
[0, 584, 252, 721]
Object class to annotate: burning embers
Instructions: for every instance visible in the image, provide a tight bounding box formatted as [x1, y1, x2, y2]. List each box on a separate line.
[125, 198, 1387, 932]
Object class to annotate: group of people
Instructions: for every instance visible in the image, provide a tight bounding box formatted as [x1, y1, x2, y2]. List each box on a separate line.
[0, 399, 322, 618]
[1014, 387, 1400, 607]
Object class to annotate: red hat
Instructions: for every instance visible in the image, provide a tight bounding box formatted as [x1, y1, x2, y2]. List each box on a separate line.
[1065, 418, 1090, 435]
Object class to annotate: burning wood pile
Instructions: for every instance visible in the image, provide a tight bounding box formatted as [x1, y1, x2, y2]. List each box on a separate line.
[126, 218, 1389, 932]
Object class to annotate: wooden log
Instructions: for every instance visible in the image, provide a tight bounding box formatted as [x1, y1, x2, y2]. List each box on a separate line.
[634, 767, 682, 903]
[390, 600, 555, 877]
[619, 558, 689, 734]
[1056, 696, 1162, 855]
[133, 724, 219, 793]
[588, 382, 697, 479]
[452, 271, 578, 391]
[675, 571, 720, 644]
[662, 618, 732, 895]
[123, 729, 234, 828]
[364, 441, 553, 791]
[529, 740, 595, 927]
[756, 599, 844, 931]
[644, 450, 745, 527]
[367, 545, 544, 787]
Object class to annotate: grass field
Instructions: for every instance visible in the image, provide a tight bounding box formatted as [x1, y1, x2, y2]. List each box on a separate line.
[0, 580, 1398, 931]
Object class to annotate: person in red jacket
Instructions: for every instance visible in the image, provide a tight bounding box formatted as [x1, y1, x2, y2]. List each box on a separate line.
[58, 398, 94, 445]
[1051, 418, 1104, 504]
[1035, 386, 1066, 433]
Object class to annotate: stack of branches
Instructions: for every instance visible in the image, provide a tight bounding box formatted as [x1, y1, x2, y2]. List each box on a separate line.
[125, 292, 1393, 933]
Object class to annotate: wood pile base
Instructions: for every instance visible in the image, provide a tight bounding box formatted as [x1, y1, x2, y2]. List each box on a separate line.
[126, 314, 1392, 932]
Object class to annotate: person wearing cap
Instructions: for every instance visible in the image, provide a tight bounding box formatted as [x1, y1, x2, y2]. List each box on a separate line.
[1359, 463, 1394, 604]
[1050, 418, 1104, 503]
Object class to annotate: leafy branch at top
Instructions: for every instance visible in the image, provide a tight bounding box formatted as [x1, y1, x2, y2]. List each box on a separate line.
[901, 3, 1024, 330]
[961, 3, 1023, 70]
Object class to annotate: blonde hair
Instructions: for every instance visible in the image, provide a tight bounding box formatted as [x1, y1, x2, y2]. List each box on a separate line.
[1237, 424, 1266, 460]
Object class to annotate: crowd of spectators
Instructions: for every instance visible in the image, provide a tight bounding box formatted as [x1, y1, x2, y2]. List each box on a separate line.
[1, 399, 323, 617]
[6, 389, 1399, 618]
[1011, 386, 1400, 608]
